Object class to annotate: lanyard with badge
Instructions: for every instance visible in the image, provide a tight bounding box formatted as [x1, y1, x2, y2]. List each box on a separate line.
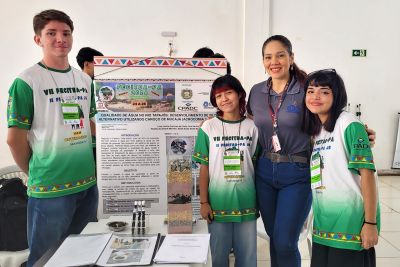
[61, 102, 80, 125]
[43, 62, 80, 125]
[310, 151, 325, 189]
[267, 80, 289, 152]
[222, 120, 243, 180]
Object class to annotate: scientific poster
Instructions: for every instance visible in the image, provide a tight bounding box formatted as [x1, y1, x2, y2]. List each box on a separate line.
[94, 57, 226, 217]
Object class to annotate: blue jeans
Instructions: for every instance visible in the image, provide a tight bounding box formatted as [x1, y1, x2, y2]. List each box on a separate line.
[256, 157, 312, 267]
[208, 220, 257, 267]
[27, 185, 98, 267]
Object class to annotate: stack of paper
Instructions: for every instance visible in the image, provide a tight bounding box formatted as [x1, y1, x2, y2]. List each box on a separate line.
[45, 233, 159, 267]
[153, 234, 210, 264]
[45, 233, 112, 267]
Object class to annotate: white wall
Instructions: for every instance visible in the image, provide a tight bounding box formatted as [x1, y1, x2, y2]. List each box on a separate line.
[268, 0, 400, 169]
[0, 0, 244, 168]
[242, 0, 271, 91]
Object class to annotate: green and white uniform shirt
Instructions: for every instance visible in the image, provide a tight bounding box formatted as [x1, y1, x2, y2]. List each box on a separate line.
[193, 117, 259, 222]
[7, 63, 97, 198]
[311, 111, 380, 250]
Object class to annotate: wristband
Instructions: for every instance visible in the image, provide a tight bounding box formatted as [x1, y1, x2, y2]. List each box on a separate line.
[200, 201, 209, 205]
[364, 221, 377, 226]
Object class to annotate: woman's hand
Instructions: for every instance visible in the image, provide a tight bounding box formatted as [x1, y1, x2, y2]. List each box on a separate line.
[360, 223, 378, 250]
[200, 203, 214, 223]
[365, 125, 376, 147]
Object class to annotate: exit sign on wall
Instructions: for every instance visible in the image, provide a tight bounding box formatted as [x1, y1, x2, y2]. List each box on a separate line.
[352, 49, 367, 57]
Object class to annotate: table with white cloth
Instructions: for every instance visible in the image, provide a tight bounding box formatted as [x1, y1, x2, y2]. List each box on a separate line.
[80, 215, 211, 267]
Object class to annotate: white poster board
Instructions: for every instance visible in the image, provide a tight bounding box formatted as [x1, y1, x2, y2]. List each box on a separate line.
[94, 57, 227, 217]
[392, 113, 400, 169]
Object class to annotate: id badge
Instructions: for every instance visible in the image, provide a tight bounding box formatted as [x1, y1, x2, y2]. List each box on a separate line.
[61, 103, 80, 125]
[223, 149, 242, 179]
[271, 134, 281, 152]
[310, 152, 322, 189]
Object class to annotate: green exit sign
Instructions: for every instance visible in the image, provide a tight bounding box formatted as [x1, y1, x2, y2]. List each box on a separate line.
[352, 49, 367, 57]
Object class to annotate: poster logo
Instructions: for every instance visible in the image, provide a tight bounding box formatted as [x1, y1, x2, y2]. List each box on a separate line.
[178, 102, 198, 111]
[99, 86, 115, 102]
[178, 105, 198, 111]
[203, 101, 214, 109]
[181, 89, 193, 100]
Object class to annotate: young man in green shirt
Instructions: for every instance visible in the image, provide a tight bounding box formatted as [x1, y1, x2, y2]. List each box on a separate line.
[7, 9, 98, 267]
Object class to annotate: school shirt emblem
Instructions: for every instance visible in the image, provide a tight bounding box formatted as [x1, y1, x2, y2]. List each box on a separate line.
[286, 103, 300, 113]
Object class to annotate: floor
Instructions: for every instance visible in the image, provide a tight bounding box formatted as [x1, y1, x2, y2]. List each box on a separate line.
[229, 176, 400, 266]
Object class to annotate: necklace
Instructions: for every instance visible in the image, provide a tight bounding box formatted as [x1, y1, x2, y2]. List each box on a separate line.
[42, 61, 77, 102]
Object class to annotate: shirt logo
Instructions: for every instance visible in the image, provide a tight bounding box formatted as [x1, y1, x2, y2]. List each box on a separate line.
[7, 97, 13, 111]
[353, 137, 370, 150]
[286, 104, 300, 113]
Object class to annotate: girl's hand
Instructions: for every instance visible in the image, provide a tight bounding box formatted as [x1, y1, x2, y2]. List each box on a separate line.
[200, 203, 214, 223]
[360, 223, 378, 249]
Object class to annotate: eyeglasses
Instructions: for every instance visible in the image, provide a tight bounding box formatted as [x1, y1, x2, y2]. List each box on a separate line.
[307, 68, 336, 77]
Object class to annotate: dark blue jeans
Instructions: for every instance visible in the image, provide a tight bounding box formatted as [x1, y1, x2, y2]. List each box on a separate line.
[256, 157, 312, 267]
[27, 185, 98, 267]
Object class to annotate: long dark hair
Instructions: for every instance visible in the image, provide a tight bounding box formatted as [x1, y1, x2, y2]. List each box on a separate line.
[210, 75, 246, 117]
[302, 69, 347, 136]
[262, 35, 307, 85]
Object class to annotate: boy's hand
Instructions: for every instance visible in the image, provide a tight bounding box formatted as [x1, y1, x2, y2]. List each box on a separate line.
[360, 223, 378, 249]
[200, 203, 214, 223]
